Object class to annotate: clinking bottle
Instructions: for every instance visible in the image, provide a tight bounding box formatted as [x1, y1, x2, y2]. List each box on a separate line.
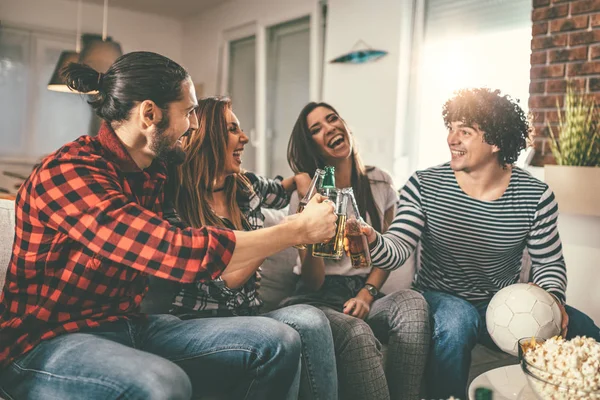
[312, 166, 347, 260]
[294, 168, 325, 250]
[342, 187, 372, 268]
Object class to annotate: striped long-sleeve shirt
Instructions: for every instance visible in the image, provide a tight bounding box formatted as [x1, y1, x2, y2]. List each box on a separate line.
[370, 163, 567, 304]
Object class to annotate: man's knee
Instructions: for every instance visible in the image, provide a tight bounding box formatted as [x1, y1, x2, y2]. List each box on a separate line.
[425, 292, 480, 344]
[565, 305, 600, 341]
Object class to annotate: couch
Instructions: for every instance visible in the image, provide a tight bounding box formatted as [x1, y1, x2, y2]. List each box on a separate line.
[0, 199, 517, 397]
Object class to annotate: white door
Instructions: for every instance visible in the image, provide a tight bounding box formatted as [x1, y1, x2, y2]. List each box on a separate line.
[266, 17, 311, 177]
[228, 36, 257, 172]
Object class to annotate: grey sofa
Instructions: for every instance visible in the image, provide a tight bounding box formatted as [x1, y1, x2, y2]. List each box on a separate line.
[0, 199, 517, 397]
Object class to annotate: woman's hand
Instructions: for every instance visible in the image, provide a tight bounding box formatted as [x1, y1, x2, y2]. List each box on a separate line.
[342, 292, 373, 320]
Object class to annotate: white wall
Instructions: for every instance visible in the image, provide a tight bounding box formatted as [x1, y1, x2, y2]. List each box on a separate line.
[322, 0, 406, 180]
[0, 0, 184, 63]
[182, 0, 317, 96]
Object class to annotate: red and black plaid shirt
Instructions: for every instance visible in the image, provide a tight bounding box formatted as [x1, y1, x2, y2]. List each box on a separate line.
[0, 123, 236, 368]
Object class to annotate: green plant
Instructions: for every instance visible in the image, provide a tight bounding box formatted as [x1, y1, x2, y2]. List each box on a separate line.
[547, 83, 600, 166]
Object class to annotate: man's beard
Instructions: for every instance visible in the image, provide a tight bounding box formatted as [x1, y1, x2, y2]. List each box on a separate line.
[151, 114, 187, 165]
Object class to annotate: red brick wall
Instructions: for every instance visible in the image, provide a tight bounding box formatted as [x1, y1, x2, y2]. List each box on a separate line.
[530, 0, 600, 165]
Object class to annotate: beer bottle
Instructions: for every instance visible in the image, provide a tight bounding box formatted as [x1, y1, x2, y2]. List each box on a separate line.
[475, 387, 493, 400]
[342, 187, 372, 268]
[312, 167, 347, 260]
[293, 168, 325, 250]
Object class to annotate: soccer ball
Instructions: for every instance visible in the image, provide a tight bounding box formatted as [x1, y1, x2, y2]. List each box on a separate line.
[486, 283, 562, 356]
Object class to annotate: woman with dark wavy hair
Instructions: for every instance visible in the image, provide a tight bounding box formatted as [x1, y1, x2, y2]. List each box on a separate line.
[283, 102, 430, 400]
[168, 96, 338, 400]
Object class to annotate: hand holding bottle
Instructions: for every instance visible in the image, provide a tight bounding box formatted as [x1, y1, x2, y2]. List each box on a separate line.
[294, 194, 337, 245]
[359, 223, 377, 245]
[342, 188, 371, 268]
[343, 221, 376, 253]
[293, 169, 325, 250]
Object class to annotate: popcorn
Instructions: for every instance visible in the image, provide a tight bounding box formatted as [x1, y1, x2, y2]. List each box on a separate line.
[523, 336, 600, 399]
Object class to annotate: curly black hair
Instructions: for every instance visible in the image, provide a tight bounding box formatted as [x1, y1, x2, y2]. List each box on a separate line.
[442, 88, 531, 166]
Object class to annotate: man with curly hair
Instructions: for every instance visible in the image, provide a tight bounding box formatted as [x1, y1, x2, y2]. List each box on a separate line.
[362, 88, 600, 399]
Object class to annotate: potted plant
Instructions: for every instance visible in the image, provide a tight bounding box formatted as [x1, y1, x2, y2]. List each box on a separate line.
[544, 83, 600, 216]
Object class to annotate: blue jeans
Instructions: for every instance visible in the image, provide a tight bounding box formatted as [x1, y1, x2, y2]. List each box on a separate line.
[423, 290, 600, 400]
[264, 305, 338, 400]
[0, 314, 302, 400]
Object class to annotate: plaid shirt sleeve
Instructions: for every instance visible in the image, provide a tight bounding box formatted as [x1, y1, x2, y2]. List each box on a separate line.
[245, 172, 290, 209]
[33, 156, 236, 283]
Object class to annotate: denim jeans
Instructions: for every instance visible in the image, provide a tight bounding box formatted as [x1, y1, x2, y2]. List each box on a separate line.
[264, 305, 338, 400]
[0, 314, 302, 400]
[423, 290, 600, 400]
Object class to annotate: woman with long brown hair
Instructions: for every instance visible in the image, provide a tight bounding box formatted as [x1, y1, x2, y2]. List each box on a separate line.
[282, 102, 430, 400]
[168, 96, 338, 400]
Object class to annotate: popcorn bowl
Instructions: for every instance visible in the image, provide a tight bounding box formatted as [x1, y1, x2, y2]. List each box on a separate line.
[518, 337, 546, 362]
[521, 356, 600, 400]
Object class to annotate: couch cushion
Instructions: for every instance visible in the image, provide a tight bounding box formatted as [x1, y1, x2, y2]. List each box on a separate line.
[259, 208, 300, 312]
[0, 199, 15, 291]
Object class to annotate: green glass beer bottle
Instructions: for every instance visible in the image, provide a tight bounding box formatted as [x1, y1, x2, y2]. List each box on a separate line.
[312, 166, 347, 260]
[319, 166, 336, 197]
[475, 387, 493, 400]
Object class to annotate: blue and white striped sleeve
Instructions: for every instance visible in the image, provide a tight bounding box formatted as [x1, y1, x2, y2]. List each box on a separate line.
[527, 187, 567, 304]
[370, 173, 426, 271]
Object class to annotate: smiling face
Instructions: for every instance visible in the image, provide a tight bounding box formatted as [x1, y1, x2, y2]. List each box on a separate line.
[447, 121, 499, 172]
[306, 106, 353, 163]
[223, 108, 249, 175]
[149, 78, 198, 164]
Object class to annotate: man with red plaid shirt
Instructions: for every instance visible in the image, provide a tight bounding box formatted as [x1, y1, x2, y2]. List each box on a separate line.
[0, 52, 337, 400]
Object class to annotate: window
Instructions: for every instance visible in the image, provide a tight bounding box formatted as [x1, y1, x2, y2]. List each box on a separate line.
[0, 26, 92, 162]
[407, 0, 532, 171]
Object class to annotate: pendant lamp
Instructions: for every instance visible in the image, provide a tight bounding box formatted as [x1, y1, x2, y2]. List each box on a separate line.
[47, 0, 83, 92]
[78, 0, 122, 73]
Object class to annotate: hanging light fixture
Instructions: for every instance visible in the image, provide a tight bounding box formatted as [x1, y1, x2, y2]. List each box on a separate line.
[78, 0, 122, 73]
[47, 0, 83, 92]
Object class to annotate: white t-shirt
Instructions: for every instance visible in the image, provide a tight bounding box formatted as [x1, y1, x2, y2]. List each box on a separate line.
[290, 166, 397, 277]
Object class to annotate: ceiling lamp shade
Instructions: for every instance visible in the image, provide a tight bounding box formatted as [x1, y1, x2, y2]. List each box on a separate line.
[78, 0, 122, 74]
[47, 51, 80, 92]
[47, 0, 83, 92]
[78, 34, 122, 73]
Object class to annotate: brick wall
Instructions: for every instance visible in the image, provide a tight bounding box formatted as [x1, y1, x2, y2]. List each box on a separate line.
[529, 0, 600, 166]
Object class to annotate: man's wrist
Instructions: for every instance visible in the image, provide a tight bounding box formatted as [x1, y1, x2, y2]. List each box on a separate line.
[368, 233, 380, 250]
[287, 215, 307, 244]
[547, 291, 565, 306]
